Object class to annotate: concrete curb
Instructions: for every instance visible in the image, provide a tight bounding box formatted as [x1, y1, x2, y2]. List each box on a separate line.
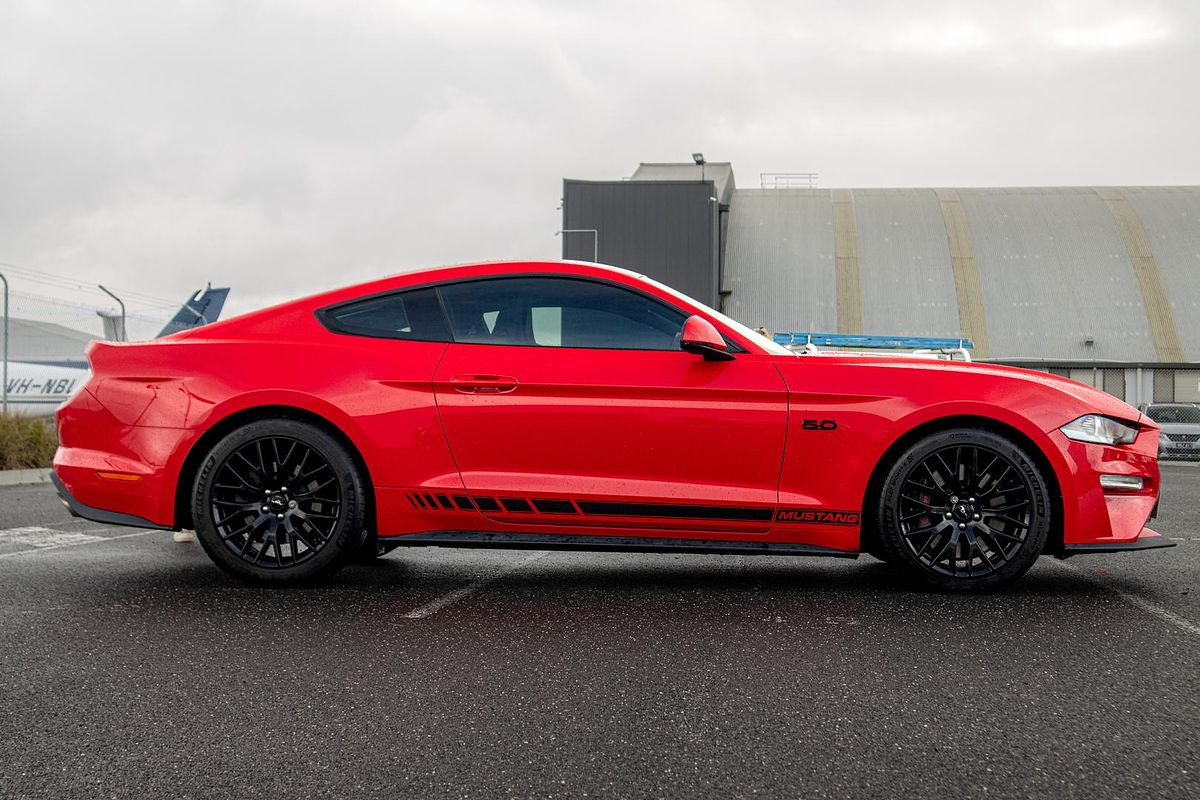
[0, 468, 54, 487]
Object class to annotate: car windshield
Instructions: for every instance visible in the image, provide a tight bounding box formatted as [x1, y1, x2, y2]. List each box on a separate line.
[1146, 405, 1200, 424]
[639, 275, 795, 356]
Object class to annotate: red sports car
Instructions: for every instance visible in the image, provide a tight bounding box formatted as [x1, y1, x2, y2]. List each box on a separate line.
[53, 261, 1171, 589]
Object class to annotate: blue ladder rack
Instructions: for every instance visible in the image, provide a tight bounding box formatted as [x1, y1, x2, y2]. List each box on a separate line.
[773, 332, 974, 350]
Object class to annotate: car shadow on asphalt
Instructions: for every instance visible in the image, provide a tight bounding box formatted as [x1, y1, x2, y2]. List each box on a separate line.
[144, 549, 1107, 605]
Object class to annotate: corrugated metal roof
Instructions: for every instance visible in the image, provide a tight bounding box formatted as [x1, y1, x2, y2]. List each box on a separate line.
[723, 186, 1200, 362]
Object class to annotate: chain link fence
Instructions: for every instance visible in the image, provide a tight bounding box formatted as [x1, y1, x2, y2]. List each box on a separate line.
[1014, 365, 1200, 406]
[1, 268, 176, 413]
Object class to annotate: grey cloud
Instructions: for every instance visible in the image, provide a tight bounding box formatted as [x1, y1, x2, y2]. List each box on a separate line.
[1, 0, 1197, 317]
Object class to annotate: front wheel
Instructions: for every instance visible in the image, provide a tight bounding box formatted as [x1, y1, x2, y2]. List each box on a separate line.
[875, 428, 1051, 591]
[192, 419, 367, 584]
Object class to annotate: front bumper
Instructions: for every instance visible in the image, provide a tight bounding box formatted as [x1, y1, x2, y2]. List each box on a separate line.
[1049, 429, 1161, 547]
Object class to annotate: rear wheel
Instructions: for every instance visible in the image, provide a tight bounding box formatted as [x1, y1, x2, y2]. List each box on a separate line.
[876, 428, 1051, 591]
[192, 419, 367, 584]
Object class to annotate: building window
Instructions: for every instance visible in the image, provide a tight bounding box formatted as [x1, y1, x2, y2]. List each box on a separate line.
[1101, 369, 1126, 400]
[1154, 370, 1176, 403]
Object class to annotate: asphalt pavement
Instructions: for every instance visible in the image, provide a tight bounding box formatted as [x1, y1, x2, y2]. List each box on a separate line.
[1, 467, 1197, 799]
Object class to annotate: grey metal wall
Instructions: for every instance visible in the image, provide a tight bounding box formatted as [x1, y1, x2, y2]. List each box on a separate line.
[562, 180, 718, 307]
[724, 189, 835, 331]
[962, 187, 1155, 362]
[854, 188, 960, 337]
[1125, 187, 1200, 359]
[723, 185, 1200, 363]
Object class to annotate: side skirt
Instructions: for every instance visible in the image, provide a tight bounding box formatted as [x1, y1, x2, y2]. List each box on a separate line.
[380, 530, 859, 559]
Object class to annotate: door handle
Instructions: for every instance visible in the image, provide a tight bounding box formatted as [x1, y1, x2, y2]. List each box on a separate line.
[449, 375, 519, 394]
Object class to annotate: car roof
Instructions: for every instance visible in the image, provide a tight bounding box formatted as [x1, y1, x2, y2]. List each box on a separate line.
[311, 260, 652, 306]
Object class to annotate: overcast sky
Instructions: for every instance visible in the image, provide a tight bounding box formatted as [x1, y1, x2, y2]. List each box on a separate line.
[2, 0, 1198, 318]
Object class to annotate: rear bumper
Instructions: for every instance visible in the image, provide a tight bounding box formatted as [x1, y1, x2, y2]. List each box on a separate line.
[53, 387, 199, 529]
[51, 472, 171, 531]
[1059, 526, 1176, 557]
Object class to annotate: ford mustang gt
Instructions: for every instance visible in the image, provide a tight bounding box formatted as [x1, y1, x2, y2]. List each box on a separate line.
[52, 261, 1172, 590]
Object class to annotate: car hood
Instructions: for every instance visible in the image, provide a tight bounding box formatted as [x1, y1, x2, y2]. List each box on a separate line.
[769, 354, 1147, 427]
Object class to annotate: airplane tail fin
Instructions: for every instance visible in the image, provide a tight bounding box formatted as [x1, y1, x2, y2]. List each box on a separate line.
[155, 286, 230, 338]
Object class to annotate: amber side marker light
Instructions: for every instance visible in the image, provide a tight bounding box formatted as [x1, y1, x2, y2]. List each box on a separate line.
[95, 471, 142, 482]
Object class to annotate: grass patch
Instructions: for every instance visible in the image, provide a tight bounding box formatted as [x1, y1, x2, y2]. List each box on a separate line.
[0, 414, 57, 470]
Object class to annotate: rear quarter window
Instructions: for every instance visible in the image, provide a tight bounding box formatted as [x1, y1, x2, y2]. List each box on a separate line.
[319, 287, 449, 341]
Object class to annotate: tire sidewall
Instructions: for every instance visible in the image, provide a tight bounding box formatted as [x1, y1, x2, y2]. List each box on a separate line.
[191, 419, 367, 584]
[876, 428, 1051, 591]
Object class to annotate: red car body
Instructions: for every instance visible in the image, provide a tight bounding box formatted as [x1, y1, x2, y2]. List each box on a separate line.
[54, 260, 1167, 566]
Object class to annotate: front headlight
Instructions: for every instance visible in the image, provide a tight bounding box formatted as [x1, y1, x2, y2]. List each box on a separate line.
[1060, 414, 1139, 445]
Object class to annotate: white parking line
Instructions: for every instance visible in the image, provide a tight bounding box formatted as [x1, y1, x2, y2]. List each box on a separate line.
[1049, 560, 1200, 637]
[0, 526, 107, 548]
[0, 526, 156, 559]
[1105, 589, 1200, 636]
[402, 551, 547, 619]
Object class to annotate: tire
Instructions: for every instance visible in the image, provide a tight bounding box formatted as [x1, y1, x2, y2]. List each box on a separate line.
[191, 418, 368, 584]
[875, 428, 1051, 592]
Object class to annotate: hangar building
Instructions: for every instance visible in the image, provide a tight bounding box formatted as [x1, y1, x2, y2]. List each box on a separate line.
[562, 163, 1200, 406]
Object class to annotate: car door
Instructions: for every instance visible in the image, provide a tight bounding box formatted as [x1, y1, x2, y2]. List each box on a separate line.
[431, 276, 788, 534]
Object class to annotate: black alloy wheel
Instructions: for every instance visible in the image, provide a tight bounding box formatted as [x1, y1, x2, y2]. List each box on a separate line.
[192, 419, 367, 583]
[876, 428, 1051, 591]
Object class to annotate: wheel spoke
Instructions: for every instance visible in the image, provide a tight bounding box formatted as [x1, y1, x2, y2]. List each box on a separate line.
[222, 515, 263, 541]
[980, 465, 1012, 497]
[295, 477, 337, 498]
[270, 438, 284, 483]
[984, 512, 1029, 530]
[215, 506, 258, 527]
[928, 531, 957, 567]
[902, 523, 943, 539]
[907, 478, 945, 495]
[915, 529, 942, 558]
[285, 518, 319, 552]
[900, 495, 944, 511]
[984, 500, 1030, 513]
[973, 527, 1004, 568]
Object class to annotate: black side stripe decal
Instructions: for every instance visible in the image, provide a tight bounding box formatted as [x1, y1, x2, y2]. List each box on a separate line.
[406, 491, 860, 528]
[575, 501, 773, 522]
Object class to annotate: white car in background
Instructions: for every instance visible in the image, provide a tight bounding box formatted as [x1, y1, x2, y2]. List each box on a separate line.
[1140, 403, 1200, 460]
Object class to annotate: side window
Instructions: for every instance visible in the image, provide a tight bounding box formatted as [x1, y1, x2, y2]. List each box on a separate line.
[438, 278, 688, 350]
[320, 287, 449, 341]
